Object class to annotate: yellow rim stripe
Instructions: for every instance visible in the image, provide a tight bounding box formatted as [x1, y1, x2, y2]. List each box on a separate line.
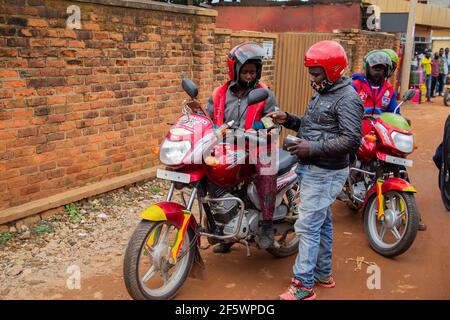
[377, 179, 385, 219]
[169, 210, 191, 264]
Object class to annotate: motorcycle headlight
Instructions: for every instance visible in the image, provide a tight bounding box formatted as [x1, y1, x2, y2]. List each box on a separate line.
[391, 131, 414, 154]
[159, 139, 191, 165]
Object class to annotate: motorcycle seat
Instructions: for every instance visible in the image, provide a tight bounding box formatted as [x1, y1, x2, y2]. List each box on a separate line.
[278, 149, 298, 176]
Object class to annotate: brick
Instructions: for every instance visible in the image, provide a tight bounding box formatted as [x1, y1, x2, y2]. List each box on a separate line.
[20, 184, 40, 196]
[34, 106, 50, 116]
[0, 70, 19, 78]
[3, 80, 26, 88]
[27, 18, 48, 27]
[7, 17, 27, 26]
[40, 161, 56, 171]
[18, 127, 38, 138]
[83, 111, 99, 119]
[36, 143, 56, 154]
[47, 132, 65, 141]
[66, 164, 83, 174]
[47, 115, 65, 123]
[19, 166, 38, 175]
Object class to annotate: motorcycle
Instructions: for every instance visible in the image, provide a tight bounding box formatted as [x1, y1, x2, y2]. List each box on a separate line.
[123, 79, 300, 300]
[340, 89, 420, 257]
[439, 115, 450, 210]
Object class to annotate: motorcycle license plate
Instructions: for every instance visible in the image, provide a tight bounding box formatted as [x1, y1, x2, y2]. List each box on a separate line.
[385, 155, 413, 167]
[156, 169, 190, 184]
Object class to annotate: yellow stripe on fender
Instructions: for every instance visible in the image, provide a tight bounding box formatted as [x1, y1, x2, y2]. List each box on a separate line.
[377, 179, 385, 220]
[169, 210, 191, 264]
[140, 205, 167, 221]
[402, 186, 417, 193]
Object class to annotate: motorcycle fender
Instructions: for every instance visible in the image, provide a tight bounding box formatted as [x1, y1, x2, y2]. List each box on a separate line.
[361, 178, 416, 211]
[140, 201, 199, 242]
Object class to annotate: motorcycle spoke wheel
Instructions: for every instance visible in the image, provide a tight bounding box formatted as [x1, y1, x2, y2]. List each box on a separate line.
[364, 190, 419, 257]
[369, 192, 409, 248]
[124, 221, 194, 300]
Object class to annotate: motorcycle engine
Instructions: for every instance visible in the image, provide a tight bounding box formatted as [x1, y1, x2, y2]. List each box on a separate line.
[223, 214, 249, 238]
[351, 181, 367, 203]
[207, 183, 239, 224]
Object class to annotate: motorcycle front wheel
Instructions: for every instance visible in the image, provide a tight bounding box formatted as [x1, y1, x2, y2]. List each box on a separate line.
[444, 89, 450, 106]
[364, 191, 419, 257]
[123, 220, 196, 300]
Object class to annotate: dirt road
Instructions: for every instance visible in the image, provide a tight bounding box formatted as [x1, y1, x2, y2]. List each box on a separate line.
[3, 101, 450, 300]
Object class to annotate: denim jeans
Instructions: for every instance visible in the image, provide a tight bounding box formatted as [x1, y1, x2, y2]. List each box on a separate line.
[426, 74, 432, 100]
[292, 164, 349, 288]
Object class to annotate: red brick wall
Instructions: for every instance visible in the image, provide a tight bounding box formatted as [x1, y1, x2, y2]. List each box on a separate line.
[0, 0, 216, 210]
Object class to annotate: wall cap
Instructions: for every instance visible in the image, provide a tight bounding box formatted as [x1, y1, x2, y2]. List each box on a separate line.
[74, 0, 218, 17]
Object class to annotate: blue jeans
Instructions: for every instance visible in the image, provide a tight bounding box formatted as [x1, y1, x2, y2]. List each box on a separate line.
[293, 164, 349, 288]
[426, 74, 432, 100]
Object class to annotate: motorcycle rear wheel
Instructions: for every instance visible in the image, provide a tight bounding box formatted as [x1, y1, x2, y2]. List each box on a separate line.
[123, 220, 196, 300]
[364, 191, 419, 257]
[266, 184, 299, 258]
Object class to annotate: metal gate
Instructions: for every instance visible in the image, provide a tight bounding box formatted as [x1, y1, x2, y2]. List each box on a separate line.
[273, 33, 333, 138]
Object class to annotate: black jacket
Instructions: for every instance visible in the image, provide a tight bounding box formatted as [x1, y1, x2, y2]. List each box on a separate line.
[283, 77, 364, 170]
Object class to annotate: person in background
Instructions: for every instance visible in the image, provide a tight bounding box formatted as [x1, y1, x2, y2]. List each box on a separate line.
[431, 52, 441, 98]
[421, 50, 433, 102]
[445, 48, 450, 84]
[438, 48, 448, 96]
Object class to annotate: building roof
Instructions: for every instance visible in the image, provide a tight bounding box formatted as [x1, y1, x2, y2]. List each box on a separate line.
[366, 0, 450, 29]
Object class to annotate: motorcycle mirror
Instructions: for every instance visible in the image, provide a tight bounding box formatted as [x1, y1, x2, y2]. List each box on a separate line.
[181, 78, 198, 99]
[247, 88, 269, 106]
[402, 89, 416, 102]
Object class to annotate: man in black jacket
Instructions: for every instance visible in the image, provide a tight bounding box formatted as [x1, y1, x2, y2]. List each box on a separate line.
[269, 41, 364, 300]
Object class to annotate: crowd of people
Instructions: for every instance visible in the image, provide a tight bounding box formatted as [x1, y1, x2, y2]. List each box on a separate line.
[418, 47, 450, 102]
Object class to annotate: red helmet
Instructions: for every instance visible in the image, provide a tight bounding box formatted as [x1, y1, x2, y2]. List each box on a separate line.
[304, 40, 348, 83]
[227, 42, 266, 82]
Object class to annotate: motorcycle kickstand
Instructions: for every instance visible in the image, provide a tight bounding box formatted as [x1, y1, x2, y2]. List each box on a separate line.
[239, 239, 251, 257]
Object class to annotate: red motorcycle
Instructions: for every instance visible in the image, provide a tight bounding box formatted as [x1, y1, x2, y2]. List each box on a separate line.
[341, 89, 420, 257]
[123, 79, 300, 300]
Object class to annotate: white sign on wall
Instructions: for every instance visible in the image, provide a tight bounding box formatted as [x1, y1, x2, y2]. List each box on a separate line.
[263, 40, 273, 59]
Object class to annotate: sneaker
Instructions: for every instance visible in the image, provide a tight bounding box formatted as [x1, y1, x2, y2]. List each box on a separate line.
[213, 243, 234, 254]
[258, 220, 274, 249]
[314, 275, 336, 288]
[278, 278, 316, 300]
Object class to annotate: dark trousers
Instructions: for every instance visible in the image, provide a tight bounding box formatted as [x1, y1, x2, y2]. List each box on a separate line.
[431, 76, 439, 96]
[438, 74, 446, 95]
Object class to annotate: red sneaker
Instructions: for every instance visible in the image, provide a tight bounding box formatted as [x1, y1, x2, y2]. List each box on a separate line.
[278, 278, 316, 300]
[314, 275, 336, 288]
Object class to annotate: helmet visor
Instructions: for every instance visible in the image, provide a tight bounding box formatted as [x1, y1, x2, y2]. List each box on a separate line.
[232, 42, 266, 64]
[366, 52, 391, 68]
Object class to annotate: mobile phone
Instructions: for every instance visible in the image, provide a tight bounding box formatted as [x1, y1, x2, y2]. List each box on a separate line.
[284, 134, 301, 150]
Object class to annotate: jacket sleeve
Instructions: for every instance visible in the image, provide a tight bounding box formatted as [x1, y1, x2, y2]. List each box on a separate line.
[309, 94, 364, 158]
[262, 90, 279, 115]
[386, 91, 399, 114]
[282, 112, 302, 132]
